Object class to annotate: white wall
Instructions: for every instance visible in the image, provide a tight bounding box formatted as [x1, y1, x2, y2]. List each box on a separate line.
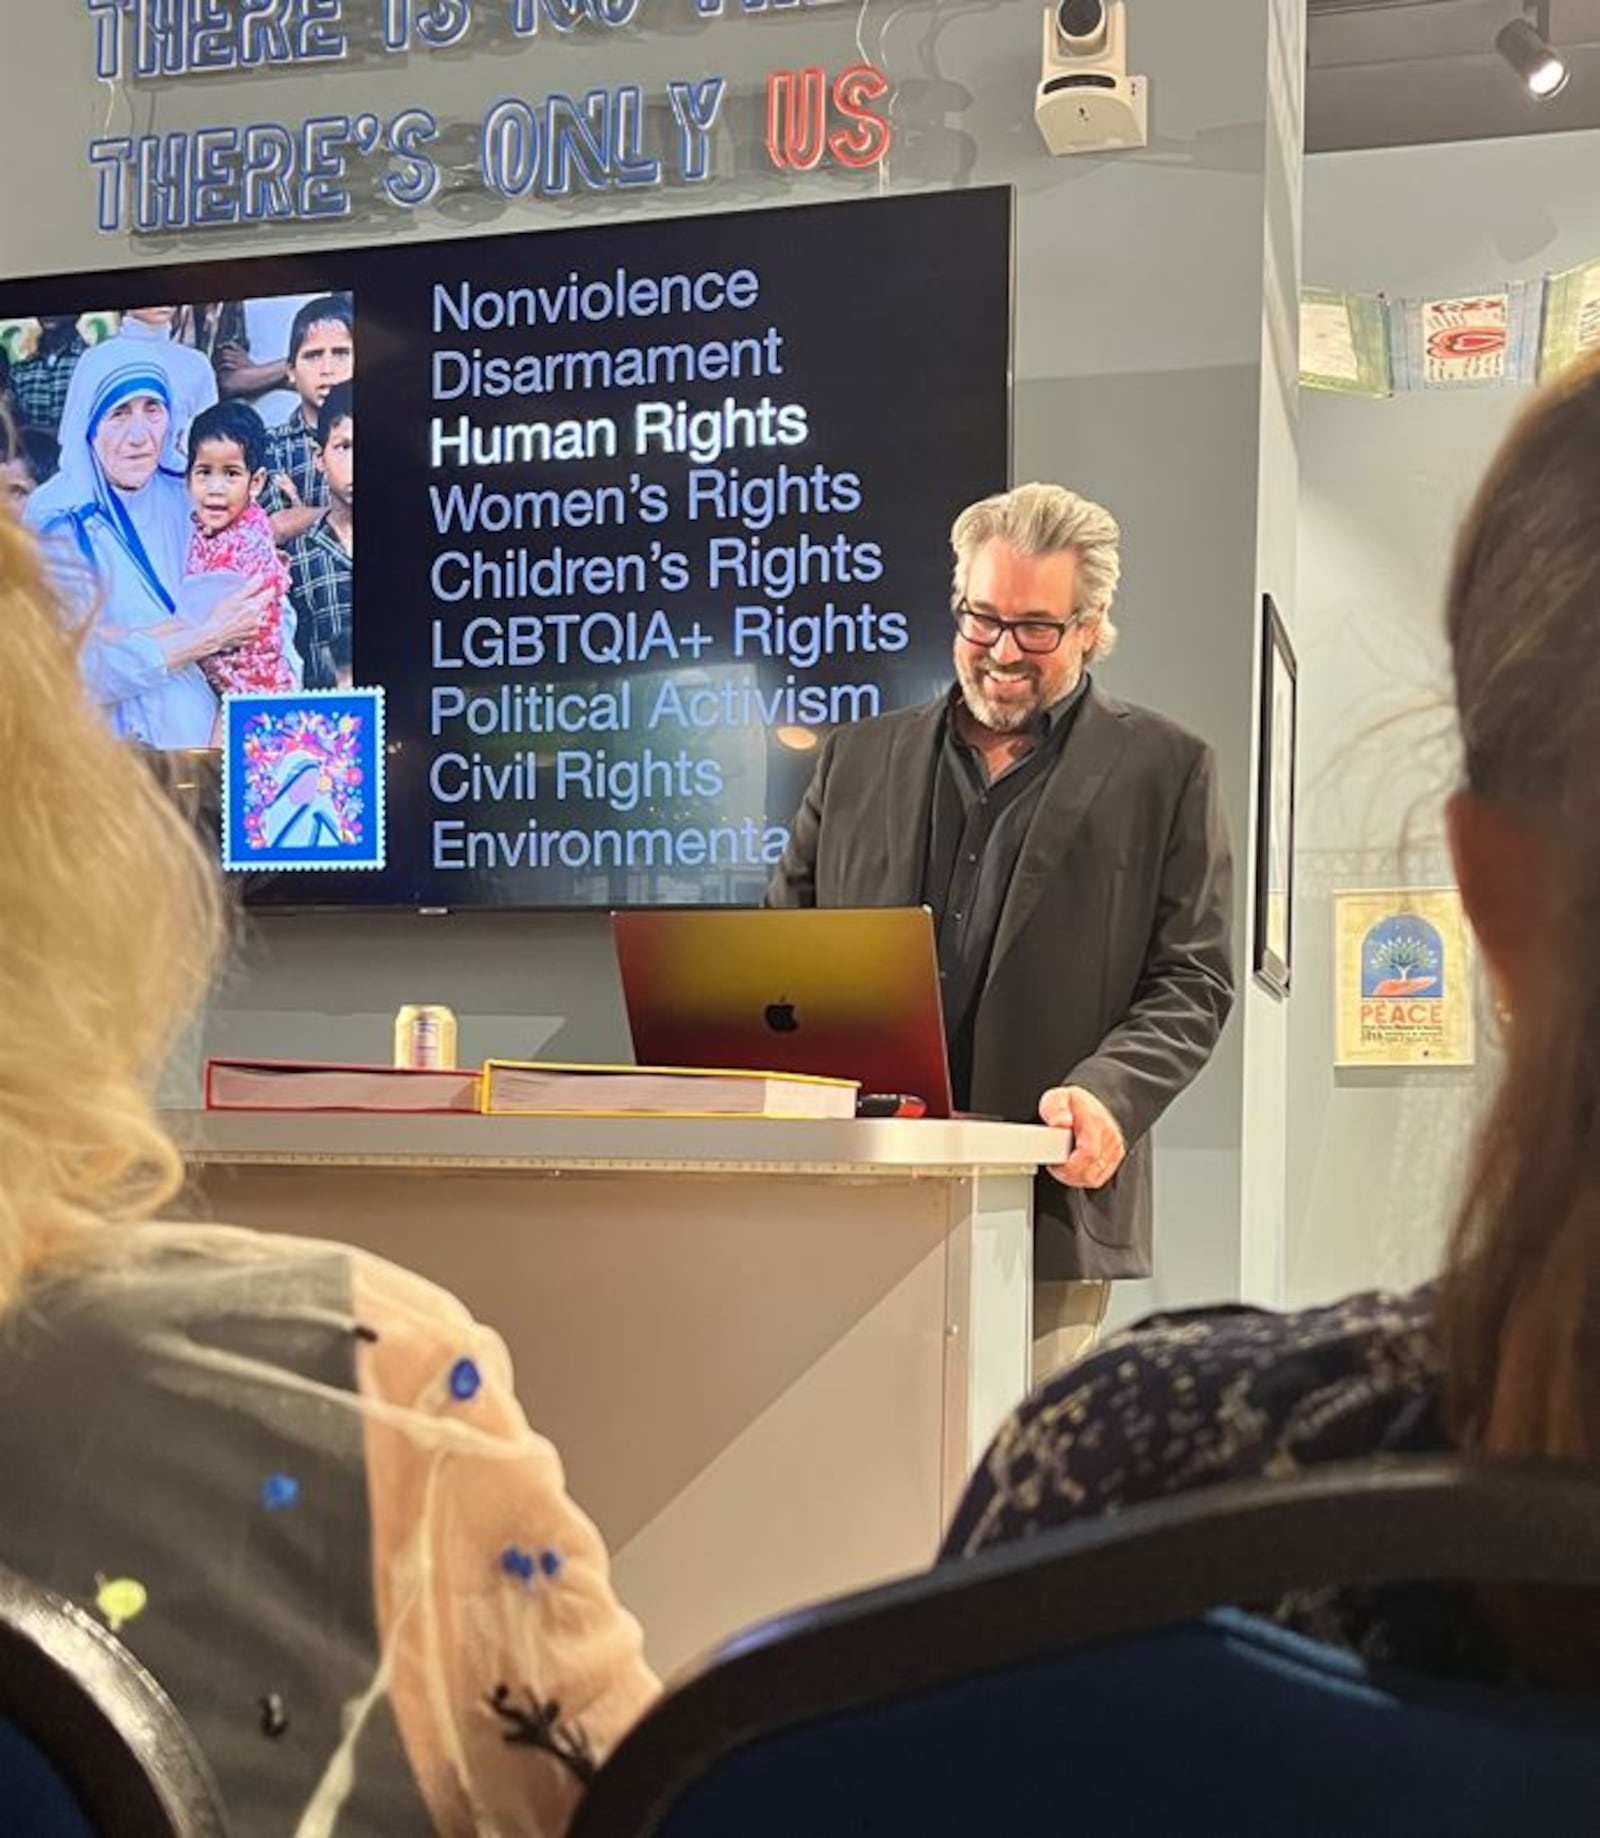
[1237, 0, 1306, 1313]
[3, 0, 1304, 1318]
[1292, 129, 1600, 1304]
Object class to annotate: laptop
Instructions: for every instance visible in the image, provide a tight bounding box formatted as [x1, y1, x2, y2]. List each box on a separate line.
[610, 907, 955, 1119]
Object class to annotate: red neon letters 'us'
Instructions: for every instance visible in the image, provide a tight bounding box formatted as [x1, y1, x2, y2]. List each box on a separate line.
[765, 64, 892, 172]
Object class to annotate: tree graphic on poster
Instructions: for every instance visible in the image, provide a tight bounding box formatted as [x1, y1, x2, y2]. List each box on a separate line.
[1367, 921, 1442, 996]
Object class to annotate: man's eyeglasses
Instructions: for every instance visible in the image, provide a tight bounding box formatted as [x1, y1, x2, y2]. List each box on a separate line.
[953, 599, 1079, 656]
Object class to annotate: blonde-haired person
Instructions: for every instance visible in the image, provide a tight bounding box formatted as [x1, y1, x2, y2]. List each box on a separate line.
[767, 480, 1235, 1383]
[0, 510, 658, 1828]
[944, 355, 1600, 1687]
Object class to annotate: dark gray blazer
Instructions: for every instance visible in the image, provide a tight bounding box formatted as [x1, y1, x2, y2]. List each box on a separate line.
[765, 687, 1235, 1281]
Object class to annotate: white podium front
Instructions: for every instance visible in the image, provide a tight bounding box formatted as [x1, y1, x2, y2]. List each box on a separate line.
[167, 1111, 1063, 1676]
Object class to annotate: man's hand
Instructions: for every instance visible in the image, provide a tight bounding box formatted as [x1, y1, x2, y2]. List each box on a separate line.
[213, 348, 291, 400]
[268, 475, 320, 548]
[1039, 1084, 1127, 1189]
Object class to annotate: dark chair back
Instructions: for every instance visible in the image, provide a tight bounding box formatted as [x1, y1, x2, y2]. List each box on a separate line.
[0, 1564, 226, 1836]
[573, 1457, 1600, 1837]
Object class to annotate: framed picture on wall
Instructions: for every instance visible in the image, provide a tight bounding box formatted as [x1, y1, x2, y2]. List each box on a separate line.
[1254, 594, 1297, 997]
[1333, 887, 1475, 1067]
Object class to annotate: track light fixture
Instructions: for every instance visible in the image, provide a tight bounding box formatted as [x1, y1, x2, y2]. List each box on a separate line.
[1496, 14, 1569, 99]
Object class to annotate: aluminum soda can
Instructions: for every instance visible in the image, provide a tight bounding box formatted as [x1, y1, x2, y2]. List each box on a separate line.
[394, 1004, 458, 1070]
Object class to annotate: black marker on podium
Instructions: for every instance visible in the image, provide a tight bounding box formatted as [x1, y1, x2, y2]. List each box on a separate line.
[855, 1093, 928, 1119]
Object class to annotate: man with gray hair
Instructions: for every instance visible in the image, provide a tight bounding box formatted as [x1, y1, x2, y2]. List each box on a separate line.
[766, 481, 1234, 1380]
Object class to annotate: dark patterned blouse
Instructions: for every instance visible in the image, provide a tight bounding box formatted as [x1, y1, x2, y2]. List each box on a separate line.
[941, 1286, 1511, 1681]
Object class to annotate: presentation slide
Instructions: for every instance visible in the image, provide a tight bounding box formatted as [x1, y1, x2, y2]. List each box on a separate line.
[0, 187, 1012, 909]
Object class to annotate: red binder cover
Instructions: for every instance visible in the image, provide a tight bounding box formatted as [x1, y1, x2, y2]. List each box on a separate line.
[203, 1057, 483, 1114]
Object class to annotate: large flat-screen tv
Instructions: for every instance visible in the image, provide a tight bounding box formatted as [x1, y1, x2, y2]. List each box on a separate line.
[0, 187, 1012, 909]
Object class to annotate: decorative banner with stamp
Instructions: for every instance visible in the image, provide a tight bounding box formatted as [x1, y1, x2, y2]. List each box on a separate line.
[1333, 887, 1475, 1068]
[1541, 257, 1600, 378]
[1298, 288, 1392, 397]
[1390, 286, 1543, 392]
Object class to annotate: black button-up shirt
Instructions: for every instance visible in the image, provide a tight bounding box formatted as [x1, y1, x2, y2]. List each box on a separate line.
[921, 676, 1091, 1108]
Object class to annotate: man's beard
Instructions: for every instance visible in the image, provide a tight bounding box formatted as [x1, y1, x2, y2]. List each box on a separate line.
[956, 654, 1070, 733]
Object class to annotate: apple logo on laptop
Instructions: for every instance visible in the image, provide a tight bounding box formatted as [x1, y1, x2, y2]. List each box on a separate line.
[764, 1000, 799, 1034]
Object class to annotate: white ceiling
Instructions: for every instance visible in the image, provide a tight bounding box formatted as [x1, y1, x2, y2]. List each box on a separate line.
[1307, 0, 1600, 149]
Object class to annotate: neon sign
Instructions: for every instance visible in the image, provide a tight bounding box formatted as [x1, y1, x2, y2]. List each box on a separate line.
[80, 0, 894, 234]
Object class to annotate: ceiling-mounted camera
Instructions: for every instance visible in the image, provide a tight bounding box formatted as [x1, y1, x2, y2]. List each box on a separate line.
[1036, 0, 1148, 157]
[1056, 0, 1109, 55]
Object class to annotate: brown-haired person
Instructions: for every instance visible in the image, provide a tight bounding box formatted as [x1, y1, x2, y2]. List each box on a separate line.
[945, 352, 1600, 1689]
[262, 293, 354, 547]
[0, 511, 657, 1828]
